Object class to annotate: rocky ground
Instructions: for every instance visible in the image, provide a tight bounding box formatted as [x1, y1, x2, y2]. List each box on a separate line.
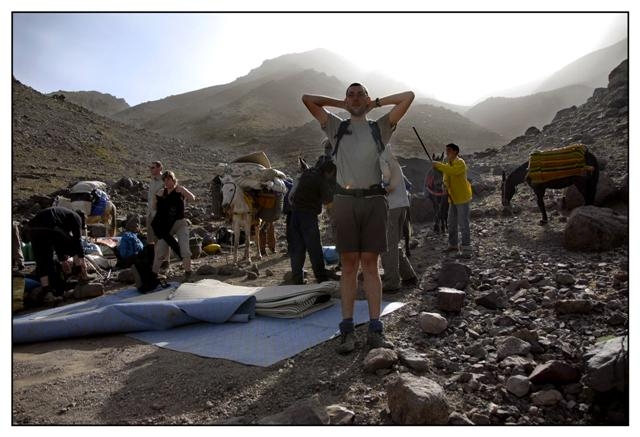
[11, 61, 629, 425]
[12, 178, 629, 424]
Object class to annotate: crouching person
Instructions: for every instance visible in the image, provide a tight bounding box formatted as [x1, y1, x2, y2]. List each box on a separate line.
[116, 219, 144, 268]
[23, 206, 91, 306]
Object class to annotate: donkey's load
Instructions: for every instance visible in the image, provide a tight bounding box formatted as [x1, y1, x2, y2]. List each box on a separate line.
[527, 144, 594, 184]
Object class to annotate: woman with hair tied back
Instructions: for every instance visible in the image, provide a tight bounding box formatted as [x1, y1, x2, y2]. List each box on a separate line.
[151, 170, 196, 281]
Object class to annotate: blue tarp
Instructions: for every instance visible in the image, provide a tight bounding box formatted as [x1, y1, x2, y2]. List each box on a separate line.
[129, 300, 404, 367]
[12, 284, 256, 344]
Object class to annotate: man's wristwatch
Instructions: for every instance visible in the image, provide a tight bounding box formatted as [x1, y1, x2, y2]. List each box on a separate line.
[375, 97, 381, 107]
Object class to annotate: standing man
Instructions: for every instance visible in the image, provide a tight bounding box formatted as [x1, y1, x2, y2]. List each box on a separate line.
[380, 158, 418, 292]
[147, 161, 164, 246]
[302, 83, 414, 353]
[433, 143, 472, 258]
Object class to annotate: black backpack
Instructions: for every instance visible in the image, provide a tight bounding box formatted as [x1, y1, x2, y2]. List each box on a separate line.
[331, 119, 385, 157]
[131, 245, 167, 293]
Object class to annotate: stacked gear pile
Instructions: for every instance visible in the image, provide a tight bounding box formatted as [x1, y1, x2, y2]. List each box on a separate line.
[212, 151, 287, 219]
[68, 181, 110, 217]
[527, 144, 594, 184]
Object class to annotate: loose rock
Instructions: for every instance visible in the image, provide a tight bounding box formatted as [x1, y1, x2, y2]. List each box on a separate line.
[418, 312, 448, 334]
[386, 374, 450, 424]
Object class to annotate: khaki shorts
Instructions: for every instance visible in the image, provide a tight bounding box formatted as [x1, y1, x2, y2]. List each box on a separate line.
[332, 195, 388, 253]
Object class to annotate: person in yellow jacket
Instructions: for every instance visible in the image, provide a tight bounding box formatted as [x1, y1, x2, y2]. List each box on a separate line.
[433, 143, 473, 258]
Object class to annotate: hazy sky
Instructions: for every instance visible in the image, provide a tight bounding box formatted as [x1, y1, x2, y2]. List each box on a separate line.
[1, 3, 637, 388]
[12, 12, 628, 107]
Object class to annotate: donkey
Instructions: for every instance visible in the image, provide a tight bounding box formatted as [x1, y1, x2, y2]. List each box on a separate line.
[501, 147, 600, 225]
[424, 152, 449, 233]
[53, 194, 117, 237]
[220, 177, 263, 263]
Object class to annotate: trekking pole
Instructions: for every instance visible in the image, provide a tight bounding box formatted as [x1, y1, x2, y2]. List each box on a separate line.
[412, 127, 433, 162]
[83, 256, 107, 281]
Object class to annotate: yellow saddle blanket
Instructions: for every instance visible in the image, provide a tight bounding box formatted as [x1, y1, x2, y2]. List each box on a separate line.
[527, 144, 593, 184]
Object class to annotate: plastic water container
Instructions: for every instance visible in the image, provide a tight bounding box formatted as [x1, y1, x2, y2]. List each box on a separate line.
[322, 246, 339, 265]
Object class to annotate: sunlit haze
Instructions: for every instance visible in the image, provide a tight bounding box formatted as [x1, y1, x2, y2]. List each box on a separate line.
[12, 12, 628, 107]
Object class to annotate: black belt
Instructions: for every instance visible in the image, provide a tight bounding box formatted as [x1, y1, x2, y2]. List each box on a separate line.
[335, 185, 386, 197]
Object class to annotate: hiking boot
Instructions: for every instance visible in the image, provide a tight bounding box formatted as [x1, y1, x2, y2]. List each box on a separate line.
[366, 331, 394, 349]
[336, 332, 357, 354]
[457, 249, 473, 259]
[444, 246, 458, 254]
[184, 271, 193, 281]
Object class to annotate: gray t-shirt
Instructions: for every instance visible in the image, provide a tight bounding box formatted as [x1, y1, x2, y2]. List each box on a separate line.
[323, 112, 393, 189]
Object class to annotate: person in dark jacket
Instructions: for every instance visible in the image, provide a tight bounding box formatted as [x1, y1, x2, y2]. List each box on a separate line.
[287, 154, 338, 284]
[23, 207, 90, 303]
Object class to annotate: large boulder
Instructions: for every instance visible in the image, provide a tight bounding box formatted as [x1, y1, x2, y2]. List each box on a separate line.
[582, 336, 628, 393]
[562, 173, 619, 211]
[563, 206, 627, 252]
[386, 374, 450, 424]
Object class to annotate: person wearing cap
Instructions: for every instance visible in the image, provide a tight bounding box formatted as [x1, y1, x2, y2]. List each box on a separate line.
[433, 143, 473, 258]
[302, 83, 414, 354]
[287, 153, 338, 284]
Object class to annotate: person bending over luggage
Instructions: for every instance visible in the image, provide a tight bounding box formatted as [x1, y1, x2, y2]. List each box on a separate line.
[151, 170, 196, 280]
[287, 154, 338, 284]
[23, 206, 91, 305]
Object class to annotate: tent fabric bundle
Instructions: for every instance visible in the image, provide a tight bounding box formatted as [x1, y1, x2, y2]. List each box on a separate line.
[252, 281, 339, 318]
[527, 144, 592, 184]
[176, 279, 339, 318]
[12, 284, 257, 344]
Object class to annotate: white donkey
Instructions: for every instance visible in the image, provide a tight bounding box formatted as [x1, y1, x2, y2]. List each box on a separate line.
[220, 177, 262, 264]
